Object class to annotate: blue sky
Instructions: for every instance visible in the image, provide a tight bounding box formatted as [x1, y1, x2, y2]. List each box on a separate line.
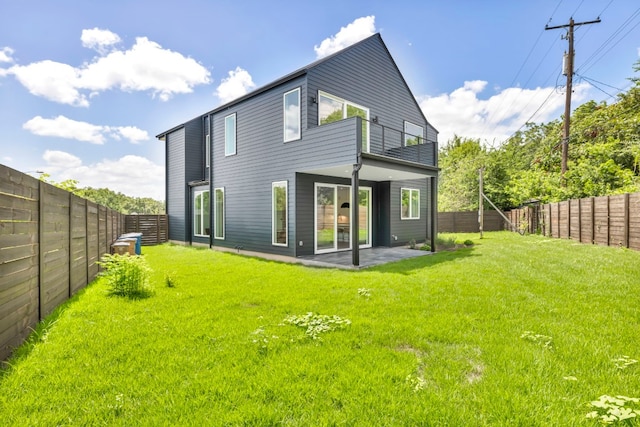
[1, 0, 638, 200]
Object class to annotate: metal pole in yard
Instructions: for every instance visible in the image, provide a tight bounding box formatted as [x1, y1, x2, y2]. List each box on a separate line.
[479, 168, 484, 239]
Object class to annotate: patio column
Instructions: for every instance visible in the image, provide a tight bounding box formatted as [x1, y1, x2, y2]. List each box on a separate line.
[351, 167, 359, 267]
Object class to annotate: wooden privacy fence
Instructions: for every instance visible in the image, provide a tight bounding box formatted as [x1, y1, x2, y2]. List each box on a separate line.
[125, 214, 168, 245]
[438, 210, 505, 233]
[0, 164, 169, 362]
[506, 192, 640, 250]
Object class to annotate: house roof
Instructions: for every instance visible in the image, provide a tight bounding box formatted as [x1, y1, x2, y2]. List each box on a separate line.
[156, 33, 437, 139]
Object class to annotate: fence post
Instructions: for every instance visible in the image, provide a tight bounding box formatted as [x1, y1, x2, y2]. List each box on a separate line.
[590, 197, 595, 244]
[567, 200, 571, 239]
[68, 192, 72, 299]
[38, 180, 44, 320]
[624, 193, 630, 248]
[578, 198, 582, 243]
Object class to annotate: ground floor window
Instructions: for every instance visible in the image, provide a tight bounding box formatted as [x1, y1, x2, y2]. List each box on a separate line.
[401, 188, 420, 219]
[214, 187, 225, 239]
[194, 190, 210, 237]
[272, 181, 287, 246]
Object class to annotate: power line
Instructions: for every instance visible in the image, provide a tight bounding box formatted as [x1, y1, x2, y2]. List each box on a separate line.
[576, 74, 616, 98]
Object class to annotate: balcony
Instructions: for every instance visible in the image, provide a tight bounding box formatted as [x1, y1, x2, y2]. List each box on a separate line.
[366, 118, 437, 167]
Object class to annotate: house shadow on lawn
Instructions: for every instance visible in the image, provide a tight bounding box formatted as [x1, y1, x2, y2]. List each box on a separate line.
[368, 245, 478, 275]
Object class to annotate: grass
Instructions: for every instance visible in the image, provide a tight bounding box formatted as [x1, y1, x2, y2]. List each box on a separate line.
[1, 232, 640, 425]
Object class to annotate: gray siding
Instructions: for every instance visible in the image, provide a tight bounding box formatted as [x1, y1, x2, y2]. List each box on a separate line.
[389, 179, 430, 246]
[306, 34, 437, 164]
[166, 128, 186, 242]
[165, 118, 203, 243]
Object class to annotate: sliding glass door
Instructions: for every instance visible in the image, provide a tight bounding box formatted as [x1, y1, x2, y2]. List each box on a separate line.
[314, 183, 371, 254]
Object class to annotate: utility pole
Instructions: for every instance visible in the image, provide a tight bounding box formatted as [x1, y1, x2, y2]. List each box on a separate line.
[546, 17, 600, 178]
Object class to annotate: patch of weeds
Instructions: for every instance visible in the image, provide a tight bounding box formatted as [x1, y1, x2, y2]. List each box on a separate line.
[406, 373, 428, 392]
[98, 254, 153, 299]
[251, 326, 279, 355]
[612, 355, 638, 370]
[419, 244, 431, 251]
[435, 235, 457, 251]
[520, 331, 554, 350]
[284, 312, 350, 341]
[586, 395, 640, 425]
[165, 271, 177, 288]
[358, 288, 372, 298]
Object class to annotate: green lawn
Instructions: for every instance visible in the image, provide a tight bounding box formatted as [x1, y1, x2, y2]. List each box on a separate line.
[2, 232, 640, 426]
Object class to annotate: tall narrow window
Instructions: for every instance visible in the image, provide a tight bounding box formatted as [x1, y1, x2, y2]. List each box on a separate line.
[225, 114, 236, 156]
[194, 190, 210, 237]
[283, 88, 300, 142]
[214, 187, 225, 239]
[272, 181, 287, 246]
[404, 121, 424, 146]
[401, 188, 420, 220]
[204, 115, 210, 168]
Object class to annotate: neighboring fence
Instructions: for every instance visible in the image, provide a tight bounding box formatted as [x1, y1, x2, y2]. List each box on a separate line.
[506, 192, 640, 250]
[125, 214, 168, 245]
[0, 165, 129, 361]
[438, 210, 505, 233]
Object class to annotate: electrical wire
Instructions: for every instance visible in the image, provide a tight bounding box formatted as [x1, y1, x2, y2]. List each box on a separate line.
[576, 74, 616, 99]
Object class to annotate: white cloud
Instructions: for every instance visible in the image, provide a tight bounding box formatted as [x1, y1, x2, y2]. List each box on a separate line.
[5, 30, 211, 106]
[0, 46, 14, 63]
[43, 150, 83, 168]
[81, 28, 121, 54]
[314, 16, 376, 59]
[23, 115, 150, 144]
[216, 67, 256, 104]
[43, 151, 165, 200]
[418, 80, 590, 146]
[2, 156, 14, 163]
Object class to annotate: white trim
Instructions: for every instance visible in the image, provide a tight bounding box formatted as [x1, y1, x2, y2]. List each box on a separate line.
[400, 188, 420, 220]
[214, 187, 225, 240]
[314, 182, 372, 254]
[283, 88, 301, 142]
[317, 90, 370, 153]
[193, 189, 210, 237]
[224, 113, 236, 156]
[272, 181, 288, 247]
[205, 134, 211, 167]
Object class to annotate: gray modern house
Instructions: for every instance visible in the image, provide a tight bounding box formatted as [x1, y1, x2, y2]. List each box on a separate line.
[157, 33, 439, 266]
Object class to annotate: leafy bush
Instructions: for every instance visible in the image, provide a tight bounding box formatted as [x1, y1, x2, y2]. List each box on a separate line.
[435, 235, 457, 250]
[284, 313, 351, 341]
[463, 239, 474, 246]
[420, 244, 431, 251]
[408, 238, 417, 249]
[98, 254, 152, 299]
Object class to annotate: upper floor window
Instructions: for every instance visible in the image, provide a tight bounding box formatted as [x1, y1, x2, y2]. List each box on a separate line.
[284, 88, 301, 142]
[404, 121, 424, 146]
[204, 115, 210, 167]
[401, 188, 420, 219]
[225, 113, 236, 156]
[318, 91, 369, 152]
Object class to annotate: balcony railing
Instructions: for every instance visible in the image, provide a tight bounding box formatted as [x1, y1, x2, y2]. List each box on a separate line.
[364, 118, 437, 167]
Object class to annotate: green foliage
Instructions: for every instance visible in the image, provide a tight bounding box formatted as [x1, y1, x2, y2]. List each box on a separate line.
[586, 395, 640, 425]
[439, 62, 640, 210]
[98, 254, 152, 299]
[463, 239, 474, 246]
[284, 312, 351, 341]
[419, 244, 431, 251]
[520, 330, 554, 350]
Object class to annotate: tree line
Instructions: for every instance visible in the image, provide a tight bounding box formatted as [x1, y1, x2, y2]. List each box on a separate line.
[40, 175, 165, 214]
[438, 61, 640, 212]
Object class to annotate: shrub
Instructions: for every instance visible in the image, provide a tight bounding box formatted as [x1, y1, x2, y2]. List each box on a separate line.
[463, 239, 474, 246]
[408, 238, 417, 249]
[420, 244, 431, 251]
[435, 235, 457, 250]
[98, 254, 152, 299]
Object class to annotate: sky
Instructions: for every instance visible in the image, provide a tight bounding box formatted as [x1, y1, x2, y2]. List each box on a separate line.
[1, 0, 638, 201]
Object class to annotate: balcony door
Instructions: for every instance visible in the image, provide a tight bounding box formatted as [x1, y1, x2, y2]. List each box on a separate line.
[314, 183, 371, 254]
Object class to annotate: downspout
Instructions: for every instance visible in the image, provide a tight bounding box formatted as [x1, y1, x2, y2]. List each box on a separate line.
[351, 116, 363, 267]
[208, 114, 213, 249]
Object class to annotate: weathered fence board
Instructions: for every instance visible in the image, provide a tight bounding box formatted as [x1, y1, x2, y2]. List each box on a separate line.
[437, 210, 505, 233]
[507, 191, 640, 252]
[125, 214, 169, 245]
[0, 164, 128, 361]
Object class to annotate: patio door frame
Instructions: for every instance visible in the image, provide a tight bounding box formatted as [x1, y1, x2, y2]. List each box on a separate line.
[314, 182, 371, 254]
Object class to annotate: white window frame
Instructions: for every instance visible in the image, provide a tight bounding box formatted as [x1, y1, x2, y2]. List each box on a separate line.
[204, 116, 211, 167]
[272, 181, 288, 246]
[283, 88, 301, 142]
[193, 190, 210, 237]
[318, 90, 369, 152]
[214, 187, 225, 240]
[401, 188, 420, 220]
[404, 121, 424, 146]
[225, 113, 236, 156]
